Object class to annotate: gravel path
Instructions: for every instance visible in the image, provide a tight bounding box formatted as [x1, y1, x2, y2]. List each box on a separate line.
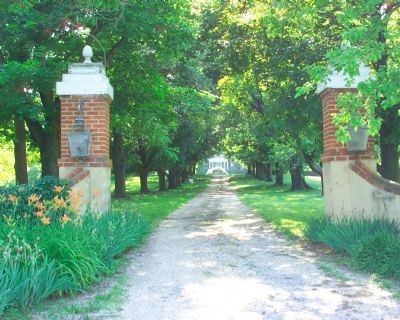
[119, 176, 400, 320]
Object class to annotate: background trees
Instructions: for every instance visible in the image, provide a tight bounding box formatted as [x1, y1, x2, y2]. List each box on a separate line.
[196, 0, 337, 190]
[1, 0, 399, 190]
[0, 0, 216, 193]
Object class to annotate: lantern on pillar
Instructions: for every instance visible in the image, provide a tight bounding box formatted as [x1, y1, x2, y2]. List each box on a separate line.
[67, 98, 91, 159]
[347, 127, 369, 153]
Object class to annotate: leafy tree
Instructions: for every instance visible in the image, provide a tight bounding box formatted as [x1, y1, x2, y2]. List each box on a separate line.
[197, 0, 333, 190]
[301, 1, 400, 182]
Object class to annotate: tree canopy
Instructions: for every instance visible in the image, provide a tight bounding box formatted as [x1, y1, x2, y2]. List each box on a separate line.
[1, 0, 399, 191]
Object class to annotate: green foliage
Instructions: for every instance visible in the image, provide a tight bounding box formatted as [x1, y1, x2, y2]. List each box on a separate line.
[199, 1, 326, 178]
[0, 176, 71, 221]
[298, 1, 400, 180]
[0, 146, 14, 184]
[353, 232, 400, 278]
[0, 210, 150, 315]
[35, 223, 107, 290]
[0, 231, 72, 313]
[81, 212, 151, 267]
[305, 217, 399, 254]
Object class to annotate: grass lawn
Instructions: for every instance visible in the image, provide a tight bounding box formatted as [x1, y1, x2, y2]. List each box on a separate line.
[112, 175, 211, 226]
[230, 174, 324, 238]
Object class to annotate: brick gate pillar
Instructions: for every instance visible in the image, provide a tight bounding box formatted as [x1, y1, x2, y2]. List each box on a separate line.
[56, 46, 113, 213]
[317, 65, 377, 219]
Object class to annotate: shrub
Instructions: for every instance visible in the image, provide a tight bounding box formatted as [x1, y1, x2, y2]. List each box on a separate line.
[305, 217, 399, 254]
[0, 231, 73, 313]
[33, 223, 107, 290]
[0, 176, 152, 315]
[0, 209, 151, 314]
[304, 217, 330, 243]
[0, 176, 72, 222]
[82, 212, 151, 267]
[353, 231, 400, 278]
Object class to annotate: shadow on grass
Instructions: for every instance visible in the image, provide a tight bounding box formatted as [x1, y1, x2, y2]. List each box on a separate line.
[112, 175, 212, 226]
[231, 175, 324, 239]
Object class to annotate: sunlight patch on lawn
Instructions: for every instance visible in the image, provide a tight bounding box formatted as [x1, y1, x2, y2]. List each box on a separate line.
[232, 175, 324, 239]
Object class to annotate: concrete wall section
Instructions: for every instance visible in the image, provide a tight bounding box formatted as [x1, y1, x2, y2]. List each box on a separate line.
[60, 167, 111, 214]
[324, 160, 400, 221]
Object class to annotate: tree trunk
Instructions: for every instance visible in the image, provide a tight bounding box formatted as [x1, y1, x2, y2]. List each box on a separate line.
[289, 153, 312, 191]
[181, 168, 189, 183]
[168, 167, 181, 189]
[111, 131, 127, 198]
[247, 165, 253, 175]
[379, 140, 400, 183]
[255, 161, 267, 180]
[13, 116, 28, 184]
[266, 163, 272, 182]
[290, 166, 305, 191]
[157, 169, 167, 191]
[26, 92, 60, 177]
[320, 173, 324, 196]
[275, 164, 284, 186]
[374, 28, 400, 182]
[191, 162, 197, 175]
[168, 171, 177, 189]
[139, 170, 149, 193]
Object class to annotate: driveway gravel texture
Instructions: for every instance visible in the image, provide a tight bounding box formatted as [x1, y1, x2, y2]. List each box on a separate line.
[115, 175, 400, 320]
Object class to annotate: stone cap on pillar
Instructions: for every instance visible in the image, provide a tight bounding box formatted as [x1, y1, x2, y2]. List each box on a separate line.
[316, 63, 371, 94]
[56, 45, 113, 99]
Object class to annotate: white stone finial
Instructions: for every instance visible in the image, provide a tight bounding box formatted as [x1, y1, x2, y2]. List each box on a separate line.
[82, 45, 93, 63]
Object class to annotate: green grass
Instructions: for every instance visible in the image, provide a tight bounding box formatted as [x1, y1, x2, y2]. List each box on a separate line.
[230, 175, 324, 238]
[112, 175, 211, 226]
[114, 175, 160, 194]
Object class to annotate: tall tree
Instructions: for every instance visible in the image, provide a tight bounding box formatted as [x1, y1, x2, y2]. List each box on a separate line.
[301, 1, 400, 182]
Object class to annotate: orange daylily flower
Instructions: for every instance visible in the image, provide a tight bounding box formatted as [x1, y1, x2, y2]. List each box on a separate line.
[28, 194, 40, 204]
[36, 202, 45, 210]
[92, 189, 101, 197]
[53, 185, 64, 193]
[61, 214, 71, 223]
[41, 216, 50, 225]
[8, 195, 17, 202]
[35, 210, 44, 218]
[53, 197, 66, 208]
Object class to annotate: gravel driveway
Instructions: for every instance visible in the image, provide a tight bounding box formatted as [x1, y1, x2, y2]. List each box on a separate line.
[119, 175, 400, 320]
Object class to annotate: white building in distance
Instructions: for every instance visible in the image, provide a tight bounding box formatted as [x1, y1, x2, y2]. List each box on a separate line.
[196, 155, 247, 175]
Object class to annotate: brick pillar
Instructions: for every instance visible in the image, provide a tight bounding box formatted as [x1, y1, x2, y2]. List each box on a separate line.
[56, 46, 113, 213]
[320, 88, 375, 164]
[59, 95, 111, 166]
[317, 64, 377, 219]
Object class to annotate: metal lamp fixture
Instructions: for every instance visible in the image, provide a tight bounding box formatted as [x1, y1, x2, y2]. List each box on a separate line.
[347, 127, 369, 153]
[67, 98, 91, 160]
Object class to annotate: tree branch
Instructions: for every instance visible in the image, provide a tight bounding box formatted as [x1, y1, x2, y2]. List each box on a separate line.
[302, 149, 323, 176]
[86, 19, 104, 46]
[106, 36, 128, 65]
